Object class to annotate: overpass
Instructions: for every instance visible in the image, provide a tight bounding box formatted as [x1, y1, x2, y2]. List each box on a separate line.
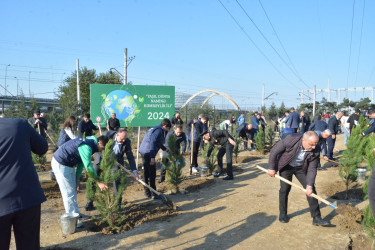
[0, 95, 59, 113]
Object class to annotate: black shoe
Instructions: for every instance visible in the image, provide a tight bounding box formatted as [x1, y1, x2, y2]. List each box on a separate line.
[223, 176, 233, 180]
[85, 202, 95, 211]
[312, 216, 330, 226]
[279, 215, 289, 223]
[318, 167, 326, 171]
[145, 191, 152, 199]
[158, 176, 165, 184]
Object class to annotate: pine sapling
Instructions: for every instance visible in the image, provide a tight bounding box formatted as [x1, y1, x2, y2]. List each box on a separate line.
[254, 126, 265, 154]
[201, 143, 218, 175]
[86, 139, 127, 233]
[163, 134, 185, 193]
[266, 125, 275, 146]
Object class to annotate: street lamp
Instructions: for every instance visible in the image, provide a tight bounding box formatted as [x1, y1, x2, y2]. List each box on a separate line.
[14, 77, 19, 97]
[4, 64, 10, 96]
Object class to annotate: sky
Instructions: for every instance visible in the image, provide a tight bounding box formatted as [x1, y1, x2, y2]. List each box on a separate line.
[1, 0, 375, 110]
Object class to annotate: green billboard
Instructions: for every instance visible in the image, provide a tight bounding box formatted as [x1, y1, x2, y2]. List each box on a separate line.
[90, 84, 175, 127]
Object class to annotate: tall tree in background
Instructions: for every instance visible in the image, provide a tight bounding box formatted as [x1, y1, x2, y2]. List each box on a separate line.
[267, 102, 278, 120]
[277, 101, 287, 118]
[57, 67, 121, 119]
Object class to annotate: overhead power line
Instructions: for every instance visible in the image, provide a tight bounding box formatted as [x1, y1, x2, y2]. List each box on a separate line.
[346, 0, 356, 90]
[216, 0, 301, 90]
[354, 0, 366, 85]
[235, 0, 311, 89]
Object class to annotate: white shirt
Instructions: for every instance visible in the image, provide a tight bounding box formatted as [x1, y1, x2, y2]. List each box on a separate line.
[64, 127, 76, 140]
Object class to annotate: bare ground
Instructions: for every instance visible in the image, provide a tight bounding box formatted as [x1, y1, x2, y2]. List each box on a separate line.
[10, 133, 374, 249]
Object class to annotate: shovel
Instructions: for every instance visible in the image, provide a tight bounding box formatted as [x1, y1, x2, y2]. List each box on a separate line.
[256, 165, 337, 210]
[116, 163, 176, 210]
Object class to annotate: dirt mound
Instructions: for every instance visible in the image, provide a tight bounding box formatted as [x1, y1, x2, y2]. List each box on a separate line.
[157, 176, 215, 193]
[36, 164, 52, 172]
[322, 180, 365, 200]
[334, 204, 363, 233]
[86, 203, 177, 234]
[41, 181, 61, 199]
[236, 155, 261, 164]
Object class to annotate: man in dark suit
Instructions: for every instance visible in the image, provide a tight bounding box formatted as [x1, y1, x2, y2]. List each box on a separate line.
[85, 128, 139, 211]
[28, 110, 48, 138]
[267, 131, 329, 226]
[284, 107, 300, 133]
[78, 113, 99, 138]
[106, 113, 120, 131]
[0, 118, 48, 250]
[327, 111, 343, 160]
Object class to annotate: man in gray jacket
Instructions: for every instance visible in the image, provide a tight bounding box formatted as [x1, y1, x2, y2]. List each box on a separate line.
[267, 131, 329, 226]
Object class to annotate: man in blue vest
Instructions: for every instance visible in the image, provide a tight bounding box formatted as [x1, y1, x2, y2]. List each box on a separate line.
[139, 119, 172, 199]
[191, 114, 209, 174]
[52, 135, 109, 227]
[0, 118, 48, 250]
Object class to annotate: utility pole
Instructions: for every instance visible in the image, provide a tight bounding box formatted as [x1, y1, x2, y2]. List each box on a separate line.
[261, 84, 265, 108]
[124, 48, 127, 85]
[313, 85, 316, 117]
[77, 59, 81, 115]
[301, 90, 304, 104]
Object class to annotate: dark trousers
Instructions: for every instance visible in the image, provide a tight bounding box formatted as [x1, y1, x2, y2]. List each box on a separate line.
[250, 131, 257, 149]
[0, 205, 41, 250]
[217, 143, 234, 177]
[191, 141, 200, 168]
[326, 136, 336, 159]
[142, 154, 156, 194]
[279, 165, 321, 218]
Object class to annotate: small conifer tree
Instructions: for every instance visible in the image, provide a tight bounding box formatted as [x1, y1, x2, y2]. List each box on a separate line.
[201, 143, 218, 174]
[163, 135, 185, 193]
[233, 138, 241, 163]
[86, 139, 127, 233]
[266, 125, 275, 146]
[254, 126, 265, 154]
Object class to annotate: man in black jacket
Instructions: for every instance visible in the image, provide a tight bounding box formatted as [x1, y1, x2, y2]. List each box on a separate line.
[268, 131, 329, 226]
[28, 110, 48, 138]
[236, 123, 253, 150]
[0, 118, 48, 250]
[348, 109, 361, 133]
[327, 111, 343, 160]
[85, 128, 139, 210]
[78, 113, 99, 138]
[171, 112, 184, 127]
[106, 113, 120, 131]
[202, 129, 236, 180]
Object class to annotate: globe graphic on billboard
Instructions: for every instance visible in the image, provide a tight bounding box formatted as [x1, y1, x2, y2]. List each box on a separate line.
[104, 90, 135, 120]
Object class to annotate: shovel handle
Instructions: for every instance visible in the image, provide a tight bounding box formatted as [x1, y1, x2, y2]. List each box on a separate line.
[45, 130, 57, 146]
[116, 163, 161, 196]
[325, 158, 340, 165]
[256, 165, 336, 209]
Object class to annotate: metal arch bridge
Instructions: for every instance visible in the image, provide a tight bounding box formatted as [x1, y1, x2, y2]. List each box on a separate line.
[179, 89, 240, 111]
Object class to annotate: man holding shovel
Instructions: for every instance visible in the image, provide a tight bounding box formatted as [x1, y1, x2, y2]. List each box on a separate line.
[85, 128, 139, 211]
[267, 131, 329, 226]
[28, 110, 47, 138]
[139, 119, 171, 199]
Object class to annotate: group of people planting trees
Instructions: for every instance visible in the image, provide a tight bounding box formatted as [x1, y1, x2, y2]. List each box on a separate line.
[4, 104, 375, 249]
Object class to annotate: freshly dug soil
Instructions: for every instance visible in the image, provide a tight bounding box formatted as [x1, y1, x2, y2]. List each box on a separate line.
[334, 204, 363, 233]
[157, 176, 216, 193]
[323, 180, 365, 200]
[35, 163, 52, 172]
[86, 203, 177, 234]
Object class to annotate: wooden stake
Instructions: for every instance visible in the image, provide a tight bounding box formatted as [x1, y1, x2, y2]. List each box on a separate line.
[190, 123, 194, 165]
[136, 126, 140, 168]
